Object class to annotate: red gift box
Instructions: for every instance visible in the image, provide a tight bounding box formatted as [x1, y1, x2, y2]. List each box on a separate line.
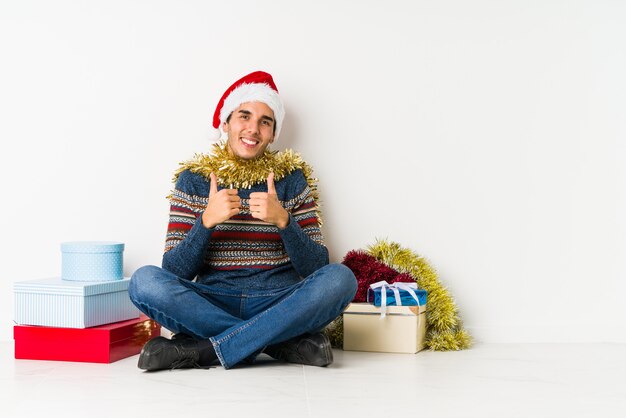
[14, 315, 160, 363]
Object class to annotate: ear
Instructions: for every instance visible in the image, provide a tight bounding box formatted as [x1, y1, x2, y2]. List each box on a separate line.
[221, 121, 230, 133]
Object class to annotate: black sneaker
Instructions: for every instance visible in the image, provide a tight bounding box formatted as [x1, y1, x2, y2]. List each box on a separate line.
[138, 336, 210, 371]
[265, 332, 334, 367]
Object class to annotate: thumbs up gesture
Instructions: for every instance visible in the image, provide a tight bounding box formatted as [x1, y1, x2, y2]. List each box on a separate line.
[201, 172, 242, 229]
[249, 172, 289, 229]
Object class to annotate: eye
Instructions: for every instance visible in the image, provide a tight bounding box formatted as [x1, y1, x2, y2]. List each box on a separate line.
[240, 114, 249, 120]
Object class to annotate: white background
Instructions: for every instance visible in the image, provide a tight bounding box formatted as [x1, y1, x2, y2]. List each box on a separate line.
[1, 0, 624, 343]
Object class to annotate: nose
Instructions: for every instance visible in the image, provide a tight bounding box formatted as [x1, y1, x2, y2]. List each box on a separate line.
[244, 119, 260, 134]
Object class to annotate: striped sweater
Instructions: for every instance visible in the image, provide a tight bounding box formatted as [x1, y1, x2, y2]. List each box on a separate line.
[162, 168, 329, 290]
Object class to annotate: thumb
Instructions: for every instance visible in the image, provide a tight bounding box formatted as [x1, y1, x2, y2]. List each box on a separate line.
[267, 172, 276, 195]
[209, 172, 218, 197]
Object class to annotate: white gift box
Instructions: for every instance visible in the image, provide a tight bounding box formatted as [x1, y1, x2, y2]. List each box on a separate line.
[14, 277, 139, 328]
[343, 303, 427, 354]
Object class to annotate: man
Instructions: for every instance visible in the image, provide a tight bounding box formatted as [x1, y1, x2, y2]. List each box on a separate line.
[129, 71, 357, 371]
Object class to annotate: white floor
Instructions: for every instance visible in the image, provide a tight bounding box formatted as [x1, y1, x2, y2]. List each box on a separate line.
[2, 341, 625, 418]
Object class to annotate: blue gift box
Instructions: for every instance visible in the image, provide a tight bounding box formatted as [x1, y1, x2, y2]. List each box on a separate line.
[367, 286, 427, 307]
[61, 241, 124, 281]
[14, 277, 139, 328]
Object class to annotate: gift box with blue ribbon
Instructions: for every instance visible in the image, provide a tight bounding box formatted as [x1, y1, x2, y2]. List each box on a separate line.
[344, 281, 428, 353]
[343, 302, 427, 353]
[366, 281, 427, 309]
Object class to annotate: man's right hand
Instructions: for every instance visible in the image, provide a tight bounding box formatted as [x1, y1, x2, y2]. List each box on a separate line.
[201, 172, 241, 229]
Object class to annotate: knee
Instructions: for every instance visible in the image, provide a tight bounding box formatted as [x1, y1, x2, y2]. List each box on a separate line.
[128, 265, 162, 304]
[317, 263, 357, 301]
[335, 263, 358, 299]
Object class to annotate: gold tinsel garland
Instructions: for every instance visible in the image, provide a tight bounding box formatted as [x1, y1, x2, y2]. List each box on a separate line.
[172, 142, 322, 222]
[325, 239, 472, 351]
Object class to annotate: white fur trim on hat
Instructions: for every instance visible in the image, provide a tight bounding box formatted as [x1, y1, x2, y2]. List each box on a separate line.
[219, 82, 285, 139]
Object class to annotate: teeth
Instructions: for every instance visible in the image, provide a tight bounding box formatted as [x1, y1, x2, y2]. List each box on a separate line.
[241, 138, 257, 145]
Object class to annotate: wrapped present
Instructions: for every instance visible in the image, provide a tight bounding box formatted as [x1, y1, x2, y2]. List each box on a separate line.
[343, 302, 426, 354]
[61, 241, 124, 281]
[14, 277, 139, 328]
[367, 280, 427, 310]
[14, 315, 160, 363]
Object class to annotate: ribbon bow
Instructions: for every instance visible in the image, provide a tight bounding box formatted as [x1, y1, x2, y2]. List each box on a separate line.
[368, 280, 422, 318]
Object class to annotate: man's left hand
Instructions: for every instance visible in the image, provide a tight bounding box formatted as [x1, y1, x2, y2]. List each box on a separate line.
[249, 172, 289, 229]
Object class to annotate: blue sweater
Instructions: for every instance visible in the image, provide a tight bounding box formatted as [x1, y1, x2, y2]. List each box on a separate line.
[162, 168, 329, 290]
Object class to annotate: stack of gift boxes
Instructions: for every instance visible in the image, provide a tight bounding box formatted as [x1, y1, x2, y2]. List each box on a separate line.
[343, 281, 428, 354]
[13, 241, 160, 363]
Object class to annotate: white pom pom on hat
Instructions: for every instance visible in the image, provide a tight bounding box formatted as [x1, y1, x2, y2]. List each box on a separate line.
[207, 125, 222, 141]
[210, 71, 285, 141]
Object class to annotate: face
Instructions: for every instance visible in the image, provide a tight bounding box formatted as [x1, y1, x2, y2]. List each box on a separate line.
[223, 102, 275, 160]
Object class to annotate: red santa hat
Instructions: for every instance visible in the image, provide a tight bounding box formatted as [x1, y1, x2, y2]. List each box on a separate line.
[209, 71, 285, 141]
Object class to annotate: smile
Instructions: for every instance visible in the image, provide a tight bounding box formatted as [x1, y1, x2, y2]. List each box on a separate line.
[240, 137, 259, 147]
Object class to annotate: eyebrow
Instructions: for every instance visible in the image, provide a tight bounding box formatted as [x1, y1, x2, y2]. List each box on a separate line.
[237, 109, 275, 124]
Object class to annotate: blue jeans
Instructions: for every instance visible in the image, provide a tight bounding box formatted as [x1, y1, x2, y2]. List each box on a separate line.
[128, 263, 357, 369]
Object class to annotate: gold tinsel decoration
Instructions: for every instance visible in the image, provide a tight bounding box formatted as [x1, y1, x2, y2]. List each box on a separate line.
[324, 315, 344, 349]
[325, 239, 472, 351]
[367, 239, 472, 350]
[172, 142, 322, 222]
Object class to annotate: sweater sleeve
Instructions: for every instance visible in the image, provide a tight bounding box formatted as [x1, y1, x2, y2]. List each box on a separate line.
[278, 171, 329, 278]
[161, 170, 214, 280]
